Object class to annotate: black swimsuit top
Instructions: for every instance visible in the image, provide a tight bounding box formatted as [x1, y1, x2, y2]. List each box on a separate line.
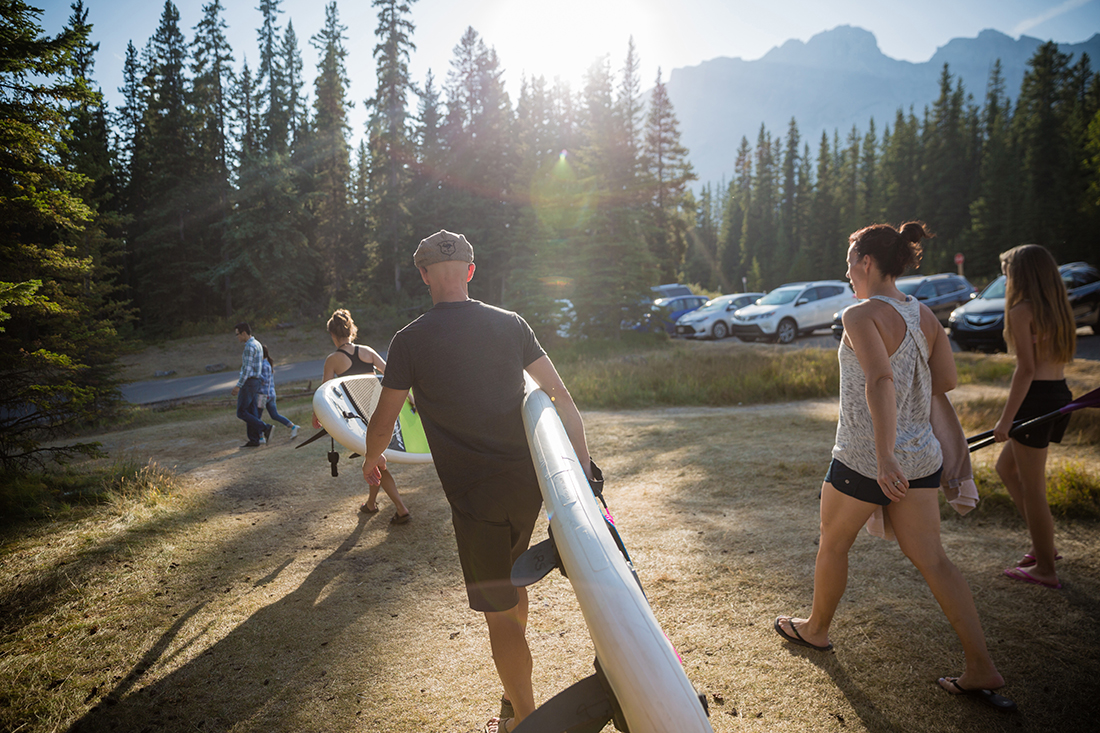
[335, 344, 376, 376]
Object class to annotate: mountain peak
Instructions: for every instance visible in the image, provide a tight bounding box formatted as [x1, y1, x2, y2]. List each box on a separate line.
[761, 25, 893, 72]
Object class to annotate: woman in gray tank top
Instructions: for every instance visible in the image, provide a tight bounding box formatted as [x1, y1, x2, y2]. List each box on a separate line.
[775, 222, 1015, 711]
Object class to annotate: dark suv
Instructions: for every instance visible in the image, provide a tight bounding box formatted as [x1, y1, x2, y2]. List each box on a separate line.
[1062, 261, 1100, 334]
[948, 262, 1100, 351]
[831, 273, 975, 340]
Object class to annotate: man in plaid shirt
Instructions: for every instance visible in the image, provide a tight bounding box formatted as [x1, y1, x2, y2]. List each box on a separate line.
[231, 322, 272, 447]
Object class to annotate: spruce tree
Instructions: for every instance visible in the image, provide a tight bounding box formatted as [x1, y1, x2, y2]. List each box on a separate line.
[129, 0, 200, 328]
[307, 1, 353, 303]
[642, 68, 696, 281]
[190, 0, 235, 317]
[366, 0, 418, 296]
[0, 0, 124, 470]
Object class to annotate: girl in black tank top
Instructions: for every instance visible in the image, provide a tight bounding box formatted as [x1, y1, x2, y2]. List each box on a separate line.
[334, 344, 376, 376]
[313, 309, 410, 523]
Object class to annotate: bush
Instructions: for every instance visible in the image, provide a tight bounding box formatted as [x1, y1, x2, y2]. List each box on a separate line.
[1047, 462, 1100, 518]
[0, 460, 179, 523]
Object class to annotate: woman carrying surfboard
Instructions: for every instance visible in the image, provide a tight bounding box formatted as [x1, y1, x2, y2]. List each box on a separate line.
[314, 309, 411, 524]
[775, 222, 1015, 711]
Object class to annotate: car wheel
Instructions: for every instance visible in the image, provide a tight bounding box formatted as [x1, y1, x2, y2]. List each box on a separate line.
[712, 321, 728, 340]
[776, 318, 797, 345]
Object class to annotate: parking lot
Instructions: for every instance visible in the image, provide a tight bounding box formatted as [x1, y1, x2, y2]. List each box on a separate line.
[716, 326, 1100, 361]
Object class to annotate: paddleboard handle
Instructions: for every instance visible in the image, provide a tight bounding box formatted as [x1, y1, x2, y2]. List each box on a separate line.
[328, 437, 339, 477]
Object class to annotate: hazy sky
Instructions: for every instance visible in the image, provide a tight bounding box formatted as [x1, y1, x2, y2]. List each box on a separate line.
[37, 0, 1100, 138]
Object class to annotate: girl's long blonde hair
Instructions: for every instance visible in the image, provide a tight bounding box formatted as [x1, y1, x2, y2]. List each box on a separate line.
[1000, 244, 1075, 363]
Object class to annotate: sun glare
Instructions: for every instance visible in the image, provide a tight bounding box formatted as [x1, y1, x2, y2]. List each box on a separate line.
[484, 0, 654, 85]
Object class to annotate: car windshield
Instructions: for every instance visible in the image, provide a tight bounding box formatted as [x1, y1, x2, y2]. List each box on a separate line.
[897, 280, 924, 296]
[757, 287, 802, 305]
[694, 299, 729, 314]
[979, 276, 1006, 299]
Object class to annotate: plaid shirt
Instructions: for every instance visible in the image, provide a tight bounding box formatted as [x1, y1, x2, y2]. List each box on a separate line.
[259, 358, 276, 398]
[236, 336, 264, 388]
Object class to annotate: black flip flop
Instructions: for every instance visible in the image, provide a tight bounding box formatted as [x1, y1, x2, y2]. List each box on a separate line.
[938, 677, 1017, 712]
[774, 616, 833, 652]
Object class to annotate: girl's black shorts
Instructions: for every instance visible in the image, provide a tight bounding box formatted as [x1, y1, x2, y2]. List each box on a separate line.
[1012, 379, 1072, 449]
[825, 458, 943, 506]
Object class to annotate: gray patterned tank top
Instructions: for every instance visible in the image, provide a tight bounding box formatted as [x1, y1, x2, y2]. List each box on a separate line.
[832, 295, 942, 480]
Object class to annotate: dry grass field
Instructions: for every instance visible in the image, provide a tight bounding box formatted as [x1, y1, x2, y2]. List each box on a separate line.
[2, 345, 1099, 733]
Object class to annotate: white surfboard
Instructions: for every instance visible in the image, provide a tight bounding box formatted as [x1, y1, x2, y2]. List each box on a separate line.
[312, 374, 432, 464]
[515, 374, 712, 733]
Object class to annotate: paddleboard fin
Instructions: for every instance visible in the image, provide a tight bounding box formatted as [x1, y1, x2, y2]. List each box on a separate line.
[511, 534, 564, 587]
[294, 427, 329, 449]
[511, 672, 613, 733]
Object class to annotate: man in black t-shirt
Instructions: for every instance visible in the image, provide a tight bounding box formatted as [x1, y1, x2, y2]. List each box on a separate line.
[362, 230, 593, 733]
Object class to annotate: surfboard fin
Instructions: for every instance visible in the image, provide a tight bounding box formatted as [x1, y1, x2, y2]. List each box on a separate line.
[511, 535, 564, 587]
[511, 673, 612, 733]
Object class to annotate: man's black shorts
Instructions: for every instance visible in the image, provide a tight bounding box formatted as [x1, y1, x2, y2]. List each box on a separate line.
[449, 462, 543, 612]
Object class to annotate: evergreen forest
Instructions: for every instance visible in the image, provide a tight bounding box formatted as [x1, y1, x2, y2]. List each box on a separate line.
[3, 0, 1100, 469]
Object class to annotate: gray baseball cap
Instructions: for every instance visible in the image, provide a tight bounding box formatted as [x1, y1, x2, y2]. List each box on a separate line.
[413, 230, 474, 268]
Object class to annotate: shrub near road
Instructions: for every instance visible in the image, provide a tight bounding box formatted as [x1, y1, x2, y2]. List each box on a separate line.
[1, 339, 1098, 733]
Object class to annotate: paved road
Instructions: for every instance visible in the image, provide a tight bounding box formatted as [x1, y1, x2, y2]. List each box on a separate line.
[120, 329, 1098, 405]
[120, 359, 325, 405]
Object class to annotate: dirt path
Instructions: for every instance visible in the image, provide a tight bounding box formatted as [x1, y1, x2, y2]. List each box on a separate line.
[4, 395, 1099, 733]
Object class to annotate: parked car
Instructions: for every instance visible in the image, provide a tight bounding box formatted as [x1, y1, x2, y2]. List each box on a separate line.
[1062, 261, 1100, 334]
[651, 283, 693, 299]
[830, 272, 976, 340]
[675, 292, 764, 339]
[642, 294, 709, 335]
[730, 280, 855, 344]
[948, 261, 1100, 351]
[901, 273, 977, 323]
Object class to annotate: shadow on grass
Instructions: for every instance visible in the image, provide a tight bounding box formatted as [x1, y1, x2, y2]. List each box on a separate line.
[66, 512, 383, 732]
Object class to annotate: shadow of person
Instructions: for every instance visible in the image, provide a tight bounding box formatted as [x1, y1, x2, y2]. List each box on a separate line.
[68, 513, 389, 732]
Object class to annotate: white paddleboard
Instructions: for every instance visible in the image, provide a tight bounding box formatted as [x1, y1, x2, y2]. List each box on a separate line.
[517, 374, 712, 732]
[312, 374, 432, 464]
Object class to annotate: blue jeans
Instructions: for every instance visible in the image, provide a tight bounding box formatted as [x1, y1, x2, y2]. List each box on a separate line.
[237, 377, 270, 442]
[261, 396, 294, 428]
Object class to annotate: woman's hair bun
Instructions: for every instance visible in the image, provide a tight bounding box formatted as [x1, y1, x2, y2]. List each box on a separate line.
[899, 221, 928, 245]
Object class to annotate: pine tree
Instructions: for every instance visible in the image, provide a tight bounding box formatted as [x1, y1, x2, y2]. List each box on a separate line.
[255, 0, 288, 155]
[283, 20, 307, 150]
[307, 1, 353, 303]
[1014, 41, 1074, 249]
[968, 60, 1019, 277]
[0, 0, 124, 470]
[439, 27, 516, 303]
[129, 0, 200, 328]
[804, 131, 841, 279]
[190, 0, 235, 317]
[366, 0, 418, 296]
[568, 55, 653, 337]
[642, 68, 696, 281]
[860, 118, 880, 221]
[775, 118, 800, 280]
[881, 107, 921, 223]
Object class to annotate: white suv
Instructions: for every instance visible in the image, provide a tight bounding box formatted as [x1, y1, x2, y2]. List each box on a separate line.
[730, 280, 855, 344]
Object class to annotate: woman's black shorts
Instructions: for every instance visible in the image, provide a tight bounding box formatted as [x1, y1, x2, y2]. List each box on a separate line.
[1012, 379, 1072, 449]
[825, 459, 943, 506]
